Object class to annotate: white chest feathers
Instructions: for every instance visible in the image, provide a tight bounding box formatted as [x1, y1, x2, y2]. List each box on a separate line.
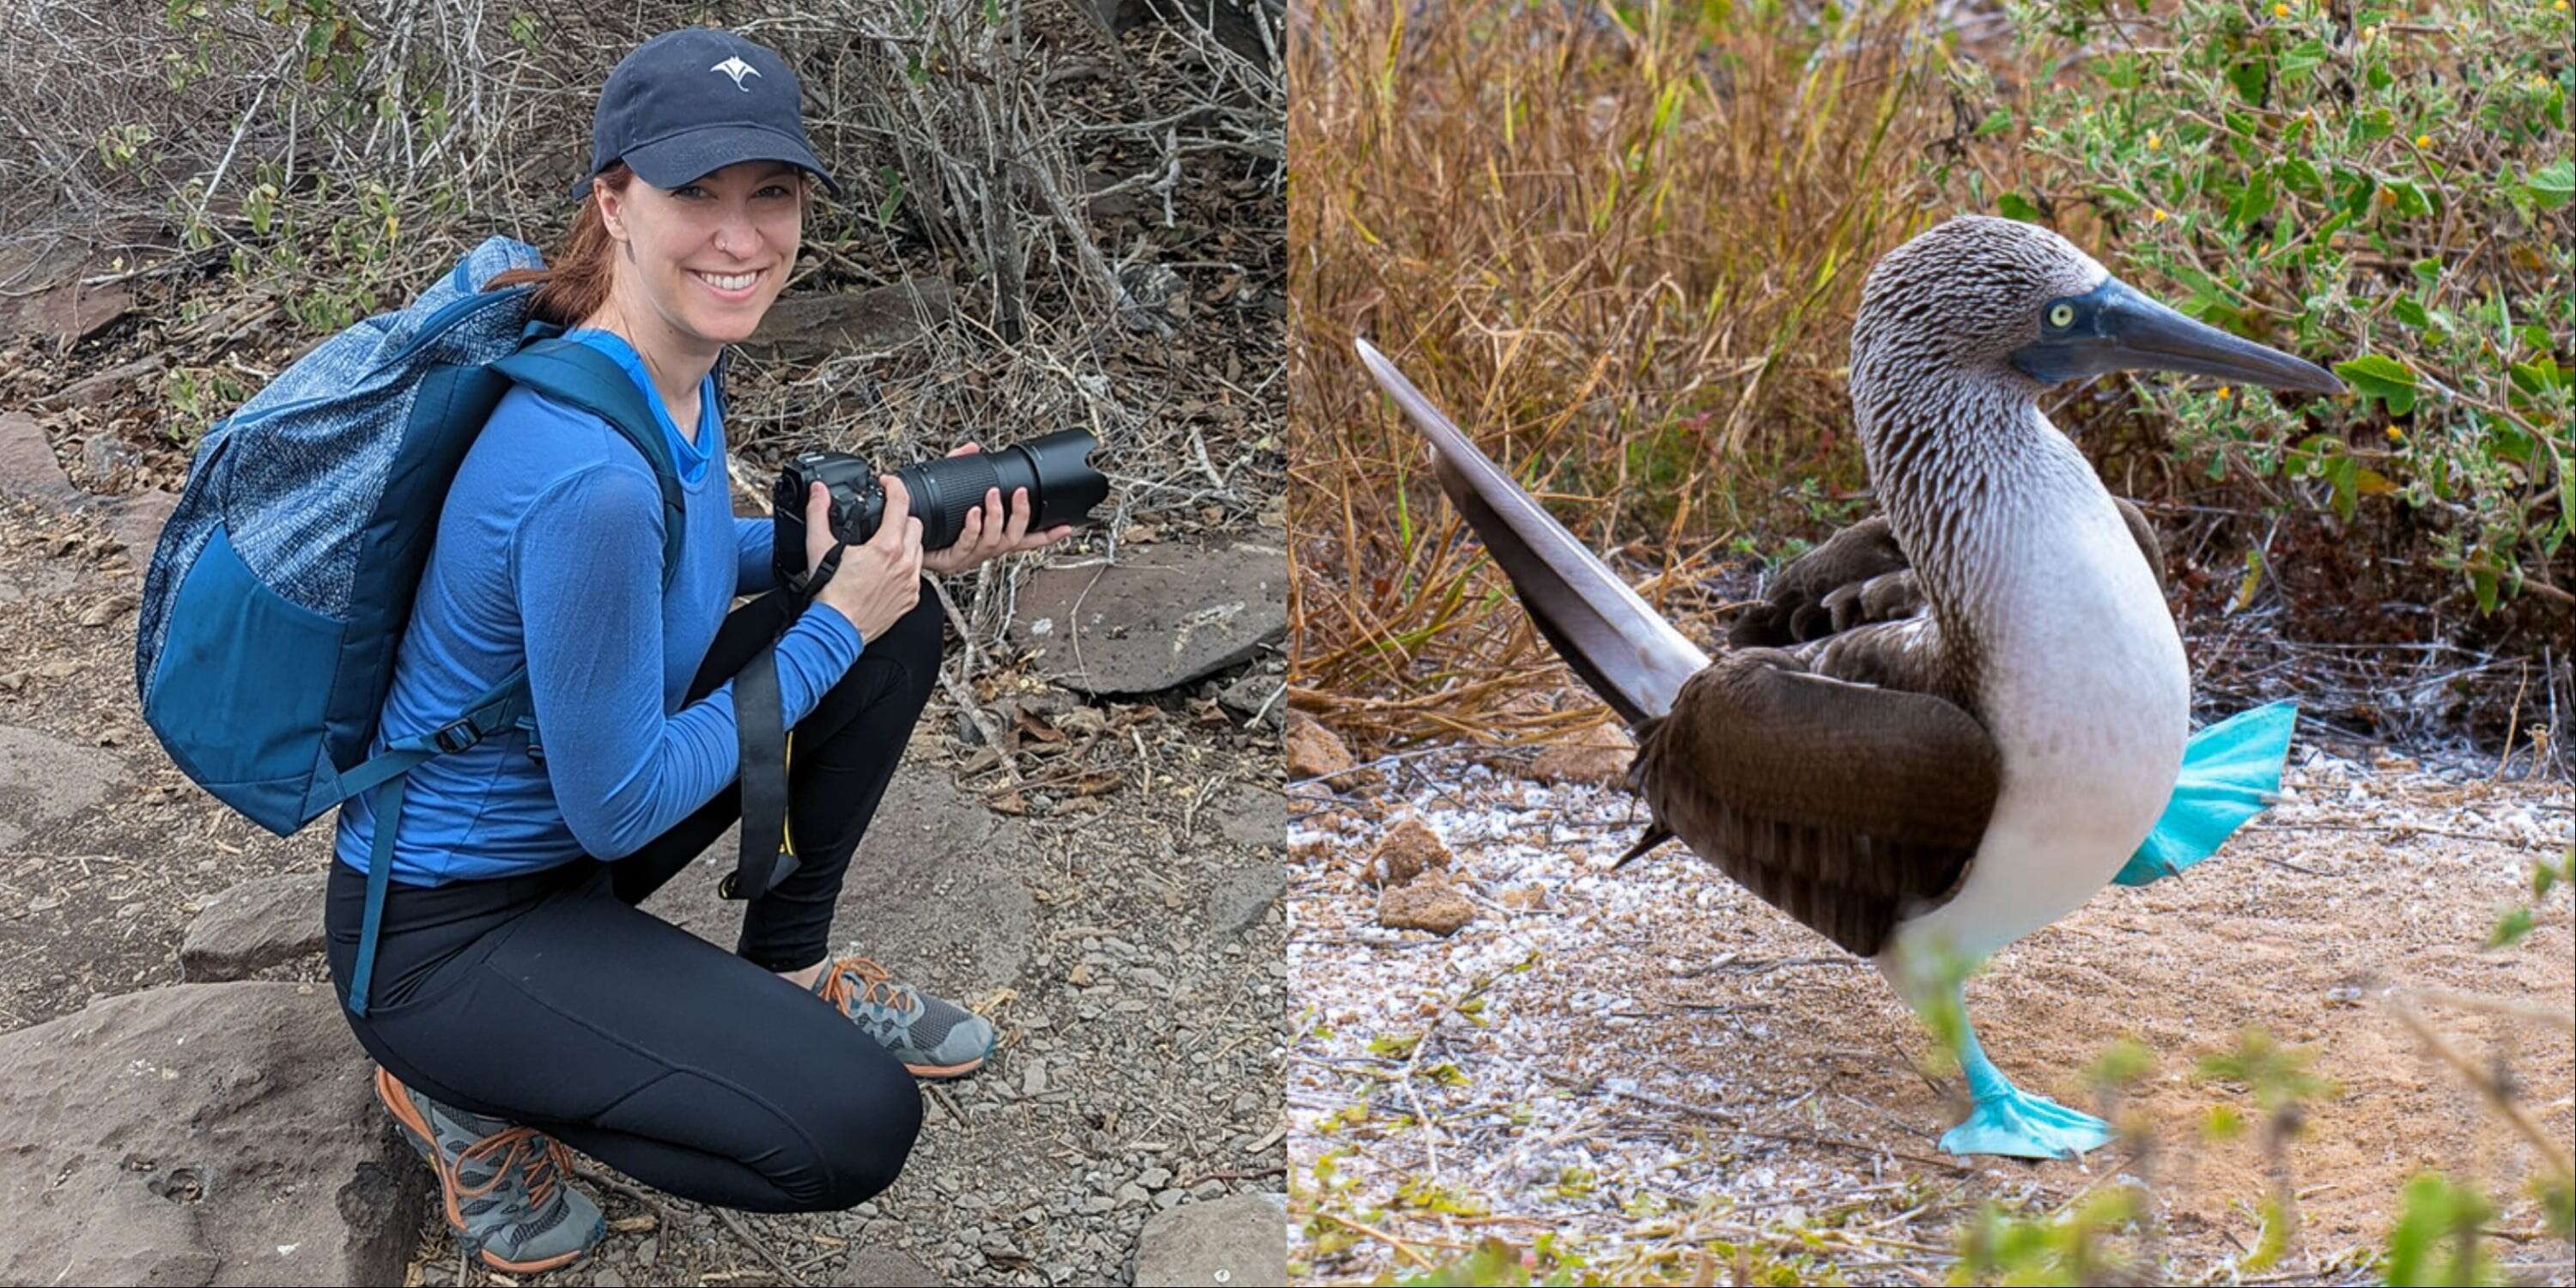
[1891, 479, 2190, 963]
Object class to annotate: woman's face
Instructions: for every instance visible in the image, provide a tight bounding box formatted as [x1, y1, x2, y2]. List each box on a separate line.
[597, 160, 804, 349]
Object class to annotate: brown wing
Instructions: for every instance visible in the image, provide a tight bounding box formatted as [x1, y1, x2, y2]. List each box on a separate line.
[1630, 647, 2000, 957]
[1358, 340, 2002, 958]
[1732, 499, 2165, 649]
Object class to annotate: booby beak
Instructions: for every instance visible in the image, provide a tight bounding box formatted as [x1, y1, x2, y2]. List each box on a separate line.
[2011, 279, 2344, 395]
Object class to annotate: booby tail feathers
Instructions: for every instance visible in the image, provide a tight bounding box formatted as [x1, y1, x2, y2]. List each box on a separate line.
[2114, 700, 2300, 887]
[1354, 338, 1709, 722]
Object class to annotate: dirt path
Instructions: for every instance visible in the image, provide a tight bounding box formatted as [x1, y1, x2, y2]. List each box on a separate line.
[1, 493, 1288, 1286]
[1287, 726, 2573, 1285]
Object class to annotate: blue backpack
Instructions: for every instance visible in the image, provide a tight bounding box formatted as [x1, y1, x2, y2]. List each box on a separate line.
[135, 235, 693, 1015]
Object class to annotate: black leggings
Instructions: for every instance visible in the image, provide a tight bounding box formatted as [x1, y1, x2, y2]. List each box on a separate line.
[325, 585, 944, 1213]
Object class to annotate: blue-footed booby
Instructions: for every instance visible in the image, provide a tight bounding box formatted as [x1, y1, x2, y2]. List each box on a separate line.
[1357, 215, 2336, 1159]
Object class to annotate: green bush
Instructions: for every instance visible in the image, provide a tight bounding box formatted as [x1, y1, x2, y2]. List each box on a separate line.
[1965, 0, 2572, 615]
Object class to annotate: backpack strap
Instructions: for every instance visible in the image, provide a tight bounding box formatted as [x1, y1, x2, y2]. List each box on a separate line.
[490, 337, 690, 588]
[339, 664, 534, 1016]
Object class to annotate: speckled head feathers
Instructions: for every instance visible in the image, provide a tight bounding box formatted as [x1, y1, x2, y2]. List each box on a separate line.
[1851, 216, 2110, 385]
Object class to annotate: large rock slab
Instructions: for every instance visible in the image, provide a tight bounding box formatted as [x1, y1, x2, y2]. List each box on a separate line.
[0, 981, 429, 1285]
[182, 872, 330, 982]
[639, 765, 1038, 993]
[743, 280, 955, 362]
[1133, 1191, 1289, 1286]
[0, 723, 130, 824]
[1, 410, 81, 507]
[1006, 543, 1286, 695]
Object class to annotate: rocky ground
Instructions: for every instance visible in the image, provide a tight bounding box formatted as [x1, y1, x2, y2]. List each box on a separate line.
[1285, 714, 2574, 1285]
[1, 412, 1288, 1285]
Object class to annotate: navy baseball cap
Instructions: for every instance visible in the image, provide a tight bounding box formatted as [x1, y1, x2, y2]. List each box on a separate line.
[572, 28, 842, 202]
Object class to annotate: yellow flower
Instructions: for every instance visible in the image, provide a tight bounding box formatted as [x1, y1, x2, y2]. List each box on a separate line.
[2414, 132, 2432, 148]
[2386, 427, 2406, 441]
[2217, 386, 2233, 399]
[2272, 2, 2289, 15]
[2560, 0, 2570, 13]
[2361, 23, 2377, 40]
[2147, 131, 2161, 149]
[2153, 207, 2170, 222]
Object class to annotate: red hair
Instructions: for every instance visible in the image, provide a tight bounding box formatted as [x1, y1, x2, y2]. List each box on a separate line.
[483, 163, 635, 325]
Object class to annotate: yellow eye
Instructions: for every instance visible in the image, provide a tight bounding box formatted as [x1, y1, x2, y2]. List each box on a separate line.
[2048, 303, 2076, 328]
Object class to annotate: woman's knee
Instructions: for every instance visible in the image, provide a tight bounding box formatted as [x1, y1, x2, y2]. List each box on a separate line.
[799, 1070, 925, 1211]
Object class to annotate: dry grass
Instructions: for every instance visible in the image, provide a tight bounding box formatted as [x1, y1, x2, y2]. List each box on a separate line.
[1285, 0, 1976, 750]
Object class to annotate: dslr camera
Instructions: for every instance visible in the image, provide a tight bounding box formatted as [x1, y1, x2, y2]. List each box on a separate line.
[772, 428, 1108, 586]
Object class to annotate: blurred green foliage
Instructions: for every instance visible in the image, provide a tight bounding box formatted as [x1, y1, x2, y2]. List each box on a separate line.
[1969, 0, 2573, 614]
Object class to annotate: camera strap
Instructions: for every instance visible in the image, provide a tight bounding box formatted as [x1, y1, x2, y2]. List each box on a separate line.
[723, 538, 849, 902]
[780, 540, 848, 607]
[724, 640, 797, 902]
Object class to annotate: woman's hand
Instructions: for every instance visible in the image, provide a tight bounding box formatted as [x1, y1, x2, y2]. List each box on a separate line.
[805, 475, 924, 643]
[920, 441, 1078, 577]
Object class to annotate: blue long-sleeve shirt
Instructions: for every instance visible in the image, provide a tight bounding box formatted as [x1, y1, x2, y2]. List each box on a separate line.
[333, 330, 861, 886]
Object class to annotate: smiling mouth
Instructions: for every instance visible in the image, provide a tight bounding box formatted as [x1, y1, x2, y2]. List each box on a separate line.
[691, 269, 762, 293]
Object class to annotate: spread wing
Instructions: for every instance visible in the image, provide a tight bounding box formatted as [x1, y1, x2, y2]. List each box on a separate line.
[1358, 339, 2001, 957]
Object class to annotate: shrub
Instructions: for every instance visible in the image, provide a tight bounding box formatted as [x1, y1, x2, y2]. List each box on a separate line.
[1959, 0, 2570, 617]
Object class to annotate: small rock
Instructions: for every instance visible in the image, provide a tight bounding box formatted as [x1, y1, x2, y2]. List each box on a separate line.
[1369, 814, 1451, 887]
[1133, 1192, 1287, 1288]
[1023, 1060, 1048, 1097]
[1379, 872, 1475, 936]
[1207, 782, 1285, 848]
[0, 410, 81, 508]
[1284, 712, 1352, 781]
[80, 434, 143, 481]
[77, 592, 137, 629]
[1152, 1188, 1188, 1211]
[1215, 669, 1283, 727]
[593, 1269, 627, 1287]
[180, 872, 330, 982]
[1528, 724, 1637, 788]
[1115, 1182, 1151, 1208]
[1139, 1165, 1172, 1188]
[1206, 864, 1285, 939]
[842, 1247, 939, 1285]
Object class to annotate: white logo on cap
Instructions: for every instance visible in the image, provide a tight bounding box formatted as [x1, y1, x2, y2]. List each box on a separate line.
[711, 56, 761, 90]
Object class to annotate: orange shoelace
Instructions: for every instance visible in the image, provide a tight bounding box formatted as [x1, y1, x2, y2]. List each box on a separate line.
[815, 956, 919, 1018]
[453, 1126, 574, 1210]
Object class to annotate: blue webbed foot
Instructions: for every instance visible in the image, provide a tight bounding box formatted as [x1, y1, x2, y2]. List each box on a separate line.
[2115, 700, 2300, 887]
[1941, 1085, 2115, 1159]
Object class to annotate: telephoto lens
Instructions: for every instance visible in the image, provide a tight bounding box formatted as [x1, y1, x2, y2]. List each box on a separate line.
[772, 429, 1109, 586]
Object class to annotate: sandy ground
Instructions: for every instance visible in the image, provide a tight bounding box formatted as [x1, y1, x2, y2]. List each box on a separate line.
[1286, 730, 2573, 1285]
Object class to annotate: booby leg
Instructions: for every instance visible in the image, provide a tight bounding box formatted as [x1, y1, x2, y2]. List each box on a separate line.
[2113, 700, 2300, 886]
[1938, 985, 2114, 1159]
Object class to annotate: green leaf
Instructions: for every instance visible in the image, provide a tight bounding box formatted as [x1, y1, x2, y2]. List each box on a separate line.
[2231, 168, 2278, 228]
[1975, 107, 2013, 137]
[2489, 905, 2537, 948]
[2279, 38, 2327, 79]
[2392, 297, 2430, 330]
[2280, 155, 2323, 197]
[2523, 159, 2575, 210]
[1997, 191, 2042, 222]
[2335, 353, 2419, 416]
[2410, 257, 2442, 292]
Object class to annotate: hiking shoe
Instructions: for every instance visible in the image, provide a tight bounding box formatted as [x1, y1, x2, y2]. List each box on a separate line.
[811, 956, 996, 1078]
[374, 1067, 605, 1273]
